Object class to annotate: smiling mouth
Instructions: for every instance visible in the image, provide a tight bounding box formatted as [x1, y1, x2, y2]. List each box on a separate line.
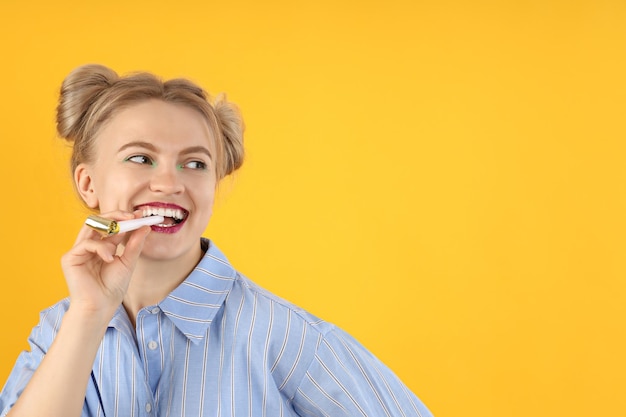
[140, 206, 188, 227]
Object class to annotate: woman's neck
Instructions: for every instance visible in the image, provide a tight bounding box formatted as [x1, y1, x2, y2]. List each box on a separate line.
[122, 244, 204, 326]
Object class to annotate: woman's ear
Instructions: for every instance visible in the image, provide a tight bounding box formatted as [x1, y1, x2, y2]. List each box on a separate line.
[74, 163, 99, 208]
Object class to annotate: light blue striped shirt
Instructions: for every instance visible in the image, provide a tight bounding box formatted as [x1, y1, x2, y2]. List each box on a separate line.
[1, 239, 433, 417]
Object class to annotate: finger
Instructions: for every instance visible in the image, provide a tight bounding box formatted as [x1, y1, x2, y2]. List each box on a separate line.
[98, 210, 137, 220]
[117, 226, 151, 268]
[63, 238, 119, 266]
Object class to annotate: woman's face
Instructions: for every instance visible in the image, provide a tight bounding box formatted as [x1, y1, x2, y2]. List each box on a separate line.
[76, 99, 217, 264]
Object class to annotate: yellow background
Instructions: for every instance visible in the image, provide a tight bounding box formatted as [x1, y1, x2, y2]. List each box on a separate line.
[1, 1, 625, 416]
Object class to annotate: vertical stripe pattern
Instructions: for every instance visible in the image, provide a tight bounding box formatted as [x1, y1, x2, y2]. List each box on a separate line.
[0, 239, 433, 417]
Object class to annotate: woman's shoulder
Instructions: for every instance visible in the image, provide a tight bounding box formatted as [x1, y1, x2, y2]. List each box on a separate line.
[230, 272, 337, 337]
[20, 298, 71, 349]
[38, 298, 71, 324]
[203, 240, 335, 337]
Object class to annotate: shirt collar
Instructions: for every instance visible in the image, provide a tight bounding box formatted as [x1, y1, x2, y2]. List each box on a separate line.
[158, 238, 237, 343]
[109, 238, 237, 345]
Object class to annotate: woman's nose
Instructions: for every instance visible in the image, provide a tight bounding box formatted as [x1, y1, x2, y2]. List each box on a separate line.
[149, 165, 185, 194]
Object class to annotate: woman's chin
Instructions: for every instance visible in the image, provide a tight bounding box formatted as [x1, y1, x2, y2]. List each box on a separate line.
[138, 236, 202, 265]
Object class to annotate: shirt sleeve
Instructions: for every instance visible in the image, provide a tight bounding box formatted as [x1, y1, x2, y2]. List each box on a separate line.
[0, 304, 65, 416]
[291, 327, 434, 417]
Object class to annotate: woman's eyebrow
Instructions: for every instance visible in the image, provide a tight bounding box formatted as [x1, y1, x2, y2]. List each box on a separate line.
[182, 146, 213, 160]
[117, 142, 213, 159]
[117, 141, 157, 153]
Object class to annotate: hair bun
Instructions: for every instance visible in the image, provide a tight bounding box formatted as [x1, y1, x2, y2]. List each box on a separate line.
[56, 64, 119, 141]
[214, 93, 245, 177]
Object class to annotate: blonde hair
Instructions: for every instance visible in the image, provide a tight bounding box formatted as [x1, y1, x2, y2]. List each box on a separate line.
[56, 64, 244, 180]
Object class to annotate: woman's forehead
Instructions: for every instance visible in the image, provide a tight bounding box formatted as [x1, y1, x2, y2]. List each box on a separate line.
[95, 100, 217, 153]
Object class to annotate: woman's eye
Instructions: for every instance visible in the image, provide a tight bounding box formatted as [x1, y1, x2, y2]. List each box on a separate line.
[182, 160, 207, 170]
[125, 155, 154, 165]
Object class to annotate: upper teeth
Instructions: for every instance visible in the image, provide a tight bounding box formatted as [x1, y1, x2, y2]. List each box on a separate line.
[142, 207, 185, 220]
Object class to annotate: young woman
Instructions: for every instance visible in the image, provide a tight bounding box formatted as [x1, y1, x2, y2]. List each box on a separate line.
[0, 64, 433, 417]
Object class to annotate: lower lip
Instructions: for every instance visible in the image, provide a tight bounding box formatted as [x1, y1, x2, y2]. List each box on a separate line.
[150, 218, 187, 234]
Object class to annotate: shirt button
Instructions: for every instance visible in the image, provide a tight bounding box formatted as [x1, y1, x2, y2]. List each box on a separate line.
[150, 307, 160, 314]
[145, 403, 152, 412]
[148, 341, 158, 350]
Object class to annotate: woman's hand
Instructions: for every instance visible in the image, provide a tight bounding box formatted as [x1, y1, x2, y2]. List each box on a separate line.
[61, 211, 151, 321]
[8, 212, 151, 417]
